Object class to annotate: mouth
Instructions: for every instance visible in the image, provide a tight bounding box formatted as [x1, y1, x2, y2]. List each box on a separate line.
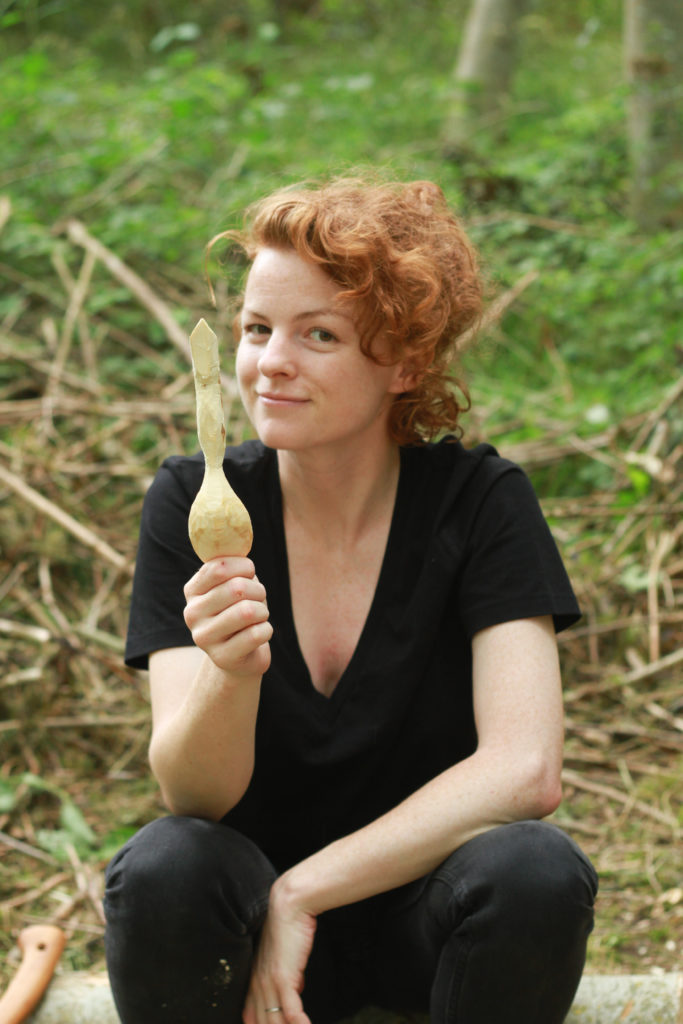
[257, 392, 309, 405]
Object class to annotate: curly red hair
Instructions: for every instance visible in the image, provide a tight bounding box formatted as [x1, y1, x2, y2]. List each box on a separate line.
[211, 175, 483, 445]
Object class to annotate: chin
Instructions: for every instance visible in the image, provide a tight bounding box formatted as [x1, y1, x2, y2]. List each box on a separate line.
[253, 423, 310, 451]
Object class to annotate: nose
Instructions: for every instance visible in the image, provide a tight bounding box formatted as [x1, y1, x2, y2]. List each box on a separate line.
[257, 330, 296, 378]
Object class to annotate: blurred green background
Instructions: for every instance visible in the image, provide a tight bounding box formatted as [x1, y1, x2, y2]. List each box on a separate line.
[1, 0, 681, 982]
[2, 0, 681, 453]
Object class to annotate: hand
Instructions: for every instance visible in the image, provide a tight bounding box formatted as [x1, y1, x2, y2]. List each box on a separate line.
[183, 557, 272, 677]
[243, 878, 317, 1024]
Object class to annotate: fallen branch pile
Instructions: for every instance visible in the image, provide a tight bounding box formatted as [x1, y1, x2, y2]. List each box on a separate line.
[0, 204, 681, 984]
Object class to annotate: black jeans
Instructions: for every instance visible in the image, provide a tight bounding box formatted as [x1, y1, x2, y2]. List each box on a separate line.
[104, 817, 598, 1024]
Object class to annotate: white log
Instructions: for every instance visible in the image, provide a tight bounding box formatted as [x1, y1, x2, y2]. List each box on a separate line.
[24, 972, 683, 1024]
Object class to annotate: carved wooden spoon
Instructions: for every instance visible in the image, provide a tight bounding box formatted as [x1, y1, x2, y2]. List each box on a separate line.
[188, 319, 253, 561]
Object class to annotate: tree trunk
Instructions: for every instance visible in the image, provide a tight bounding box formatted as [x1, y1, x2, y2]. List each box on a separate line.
[443, 0, 530, 153]
[624, 0, 683, 230]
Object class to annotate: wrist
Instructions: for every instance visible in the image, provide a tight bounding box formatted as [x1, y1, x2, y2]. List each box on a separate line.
[202, 654, 263, 689]
[211, 639, 272, 681]
[271, 866, 318, 918]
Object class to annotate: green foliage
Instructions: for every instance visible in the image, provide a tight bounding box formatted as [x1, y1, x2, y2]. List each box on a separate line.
[0, 772, 139, 860]
[1, 773, 96, 858]
[1, 2, 681, 475]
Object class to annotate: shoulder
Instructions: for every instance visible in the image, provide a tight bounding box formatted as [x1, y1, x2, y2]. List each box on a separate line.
[400, 437, 558, 570]
[401, 436, 526, 513]
[222, 439, 275, 485]
[419, 442, 581, 635]
[402, 435, 511, 474]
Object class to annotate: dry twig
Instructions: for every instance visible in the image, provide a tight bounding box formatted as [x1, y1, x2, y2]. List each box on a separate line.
[1, 213, 680, 984]
[0, 462, 132, 573]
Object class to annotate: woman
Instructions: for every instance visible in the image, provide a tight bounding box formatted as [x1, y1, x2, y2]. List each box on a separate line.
[105, 176, 598, 1024]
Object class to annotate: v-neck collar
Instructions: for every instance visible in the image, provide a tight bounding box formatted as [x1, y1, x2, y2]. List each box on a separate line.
[267, 447, 412, 714]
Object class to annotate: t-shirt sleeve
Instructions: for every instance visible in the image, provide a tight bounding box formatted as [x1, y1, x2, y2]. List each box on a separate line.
[124, 460, 202, 669]
[455, 464, 581, 638]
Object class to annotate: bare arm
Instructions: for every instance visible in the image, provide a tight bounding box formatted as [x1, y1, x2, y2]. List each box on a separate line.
[147, 556, 272, 820]
[245, 615, 565, 1024]
[280, 615, 564, 910]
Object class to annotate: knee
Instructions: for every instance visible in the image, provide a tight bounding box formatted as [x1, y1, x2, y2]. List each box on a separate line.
[480, 821, 597, 914]
[423, 824, 597, 1021]
[104, 816, 275, 933]
[434, 821, 598, 938]
[105, 817, 214, 923]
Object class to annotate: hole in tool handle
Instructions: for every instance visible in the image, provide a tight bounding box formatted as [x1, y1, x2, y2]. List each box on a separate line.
[0, 925, 66, 1024]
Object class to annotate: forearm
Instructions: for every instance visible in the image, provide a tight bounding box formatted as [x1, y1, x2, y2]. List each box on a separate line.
[276, 744, 561, 917]
[149, 654, 261, 820]
[148, 556, 271, 819]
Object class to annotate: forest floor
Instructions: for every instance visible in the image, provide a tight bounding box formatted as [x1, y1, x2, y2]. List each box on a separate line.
[1, 208, 681, 992]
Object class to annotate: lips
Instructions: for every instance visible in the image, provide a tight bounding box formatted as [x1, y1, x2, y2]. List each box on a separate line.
[257, 392, 309, 403]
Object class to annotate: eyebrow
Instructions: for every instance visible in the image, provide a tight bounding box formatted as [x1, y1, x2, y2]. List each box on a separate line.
[241, 306, 356, 323]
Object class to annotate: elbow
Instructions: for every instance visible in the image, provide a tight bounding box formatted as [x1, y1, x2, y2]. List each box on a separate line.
[148, 738, 252, 822]
[156, 778, 243, 823]
[161, 792, 230, 823]
[518, 751, 563, 820]
[530, 777, 562, 820]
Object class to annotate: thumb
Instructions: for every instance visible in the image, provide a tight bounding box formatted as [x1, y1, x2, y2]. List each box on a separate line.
[281, 990, 310, 1024]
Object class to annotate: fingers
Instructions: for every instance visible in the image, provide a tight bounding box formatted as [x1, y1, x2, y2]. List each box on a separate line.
[243, 901, 316, 1024]
[184, 556, 258, 599]
[280, 992, 310, 1024]
[202, 614, 272, 669]
[244, 986, 310, 1024]
[183, 557, 272, 674]
[184, 558, 265, 628]
[186, 583, 269, 638]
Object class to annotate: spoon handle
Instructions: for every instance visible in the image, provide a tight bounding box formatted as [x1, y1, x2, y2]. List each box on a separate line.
[190, 318, 225, 469]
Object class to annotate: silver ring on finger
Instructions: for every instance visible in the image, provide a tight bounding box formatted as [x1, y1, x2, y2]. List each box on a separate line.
[265, 1009, 282, 1014]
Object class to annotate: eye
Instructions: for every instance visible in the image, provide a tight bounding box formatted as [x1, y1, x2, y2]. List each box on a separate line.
[243, 323, 270, 340]
[309, 327, 337, 344]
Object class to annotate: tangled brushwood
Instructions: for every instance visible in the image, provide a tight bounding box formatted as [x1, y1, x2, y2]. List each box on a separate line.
[0, 209, 681, 985]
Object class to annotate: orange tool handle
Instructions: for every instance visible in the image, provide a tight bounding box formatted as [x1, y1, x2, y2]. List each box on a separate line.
[0, 926, 66, 1024]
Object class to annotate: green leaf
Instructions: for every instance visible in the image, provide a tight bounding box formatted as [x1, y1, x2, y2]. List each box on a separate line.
[21, 773, 96, 853]
[257, 22, 279, 43]
[60, 800, 97, 849]
[0, 779, 20, 813]
[619, 565, 650, 593]
[150, 23, 200, 53]
[626, 466, 651, 498]
[96, 826, 138, 860]
[34, 829, 73, 861]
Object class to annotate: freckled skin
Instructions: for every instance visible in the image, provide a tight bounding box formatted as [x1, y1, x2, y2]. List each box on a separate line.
[236, 248, 410, 458]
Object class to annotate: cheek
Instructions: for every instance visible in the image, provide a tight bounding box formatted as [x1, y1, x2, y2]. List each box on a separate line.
[235, 343, 253, 387]
[235, 345, 256, 414]
[358, 365, 404, 406]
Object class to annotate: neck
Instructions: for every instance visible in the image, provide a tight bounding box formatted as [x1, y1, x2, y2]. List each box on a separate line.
[277, 440, 400, 546]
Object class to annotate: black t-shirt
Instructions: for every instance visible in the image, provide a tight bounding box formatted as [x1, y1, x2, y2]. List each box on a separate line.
[125, 438, 580, 870]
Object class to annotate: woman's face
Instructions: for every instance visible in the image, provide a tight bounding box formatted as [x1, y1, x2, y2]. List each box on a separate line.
[236, 247, 411, 455]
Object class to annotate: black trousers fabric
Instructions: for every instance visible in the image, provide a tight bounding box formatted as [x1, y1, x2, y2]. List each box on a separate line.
[104, 816, 598, 1024]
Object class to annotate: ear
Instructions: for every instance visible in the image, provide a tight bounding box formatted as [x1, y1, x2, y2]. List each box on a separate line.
[388, 359, 422, 395]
